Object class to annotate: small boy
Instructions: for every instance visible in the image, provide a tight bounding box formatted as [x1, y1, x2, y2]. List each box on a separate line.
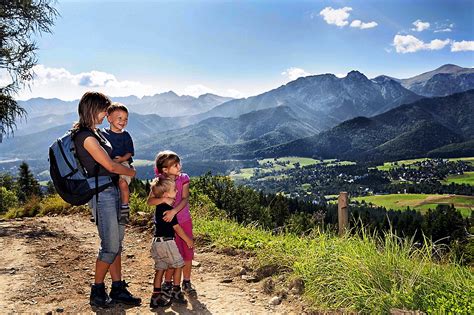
[149, 177, 194, 308]
[102, 102, 134, 225]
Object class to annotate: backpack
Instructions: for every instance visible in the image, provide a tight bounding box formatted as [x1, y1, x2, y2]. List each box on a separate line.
[49, 128, 113, 206]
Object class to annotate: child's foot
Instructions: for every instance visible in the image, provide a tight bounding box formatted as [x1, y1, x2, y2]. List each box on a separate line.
[161, 281, 172, 296]
[171, 288, 187, 304]
[149, 292, 171, 308]
[119, 204, 130, 225]
[182, 280, 197, 297]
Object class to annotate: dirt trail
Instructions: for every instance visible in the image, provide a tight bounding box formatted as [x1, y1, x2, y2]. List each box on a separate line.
[0, 214, 306, 314]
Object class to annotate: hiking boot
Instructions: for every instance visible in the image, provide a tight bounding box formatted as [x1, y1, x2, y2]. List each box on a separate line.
[171, 288, 187, 304]
[90, 283, 113, 308]
[161, 281, 172, 296]
[109, 280, 142, 306]
[182, 280, 197, 297]
[149, 292, 172, 308]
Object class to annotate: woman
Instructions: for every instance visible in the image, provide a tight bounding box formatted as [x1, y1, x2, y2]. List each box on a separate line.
[73, 91, 141, 308]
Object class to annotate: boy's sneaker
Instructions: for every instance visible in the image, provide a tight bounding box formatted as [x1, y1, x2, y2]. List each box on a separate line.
[109, 280, 142, 306]
[90, 283, 113, 308]
[161, 281, 172, 296]
[171, 289, 187, 304]
[149, 292, 171, 308]
[182, 281, 197, 297]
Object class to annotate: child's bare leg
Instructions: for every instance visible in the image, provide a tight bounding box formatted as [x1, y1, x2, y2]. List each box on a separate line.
[164, 268, 174, 282]
[153, 270, 165, 289]
[173, 267, 182, 286]
[118, 179, 129, 205]
[182, 260, 192, 280]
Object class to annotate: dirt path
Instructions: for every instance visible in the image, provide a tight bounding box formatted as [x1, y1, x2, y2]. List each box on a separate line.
[0, 214, 306, 314]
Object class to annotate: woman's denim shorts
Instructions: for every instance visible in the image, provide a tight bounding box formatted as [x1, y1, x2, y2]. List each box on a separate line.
[89, 185, 125, 264]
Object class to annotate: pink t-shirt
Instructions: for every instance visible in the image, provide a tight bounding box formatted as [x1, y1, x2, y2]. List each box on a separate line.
[173, 173, 191, 223]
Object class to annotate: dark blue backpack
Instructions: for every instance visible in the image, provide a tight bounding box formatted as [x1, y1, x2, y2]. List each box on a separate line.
[48, 129, 113, 206]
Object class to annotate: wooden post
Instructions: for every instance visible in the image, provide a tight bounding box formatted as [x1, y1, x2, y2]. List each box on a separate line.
[338, 192, 349, 236]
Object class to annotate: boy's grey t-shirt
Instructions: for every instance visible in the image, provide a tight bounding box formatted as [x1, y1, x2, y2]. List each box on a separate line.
[101, 129, 134, 163]
[74, 129, 115, 177]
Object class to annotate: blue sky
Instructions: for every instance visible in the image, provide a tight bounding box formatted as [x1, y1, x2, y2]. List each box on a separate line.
[15, 0, 474, 100]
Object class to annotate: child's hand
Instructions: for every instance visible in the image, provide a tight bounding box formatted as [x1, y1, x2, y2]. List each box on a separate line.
[162, 208, 177, 222]
[186, 239, 194, 249]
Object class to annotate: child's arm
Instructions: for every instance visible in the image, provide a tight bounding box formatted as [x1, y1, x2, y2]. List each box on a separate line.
[146, 191, 173, 206]
[163, 183, 189, 222]
[113, 152, 133, 163]
[173, 224, 194, 249]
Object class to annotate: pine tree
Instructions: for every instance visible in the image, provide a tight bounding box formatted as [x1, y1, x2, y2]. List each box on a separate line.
[0, 0, 58, 139]
[16, 161, 41, 202]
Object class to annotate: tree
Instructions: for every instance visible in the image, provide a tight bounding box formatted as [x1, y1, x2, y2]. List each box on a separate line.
[0, 0, 58, 139]
[16, 161, 41, 202]
[0, 186, 18, 213]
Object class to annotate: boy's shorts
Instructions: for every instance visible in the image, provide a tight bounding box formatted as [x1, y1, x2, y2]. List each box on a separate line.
[150, 237, 185, 271]
[119, 161, 132, 185]
[175, 219, 194, 261]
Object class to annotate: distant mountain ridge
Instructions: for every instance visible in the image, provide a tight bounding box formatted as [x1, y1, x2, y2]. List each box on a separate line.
[254, 89, 474, 162]
[194, 70, 421, 128]
[396, 64, 474, 97]
[17, 91, 233, 119]
[4, 64, 474, 177]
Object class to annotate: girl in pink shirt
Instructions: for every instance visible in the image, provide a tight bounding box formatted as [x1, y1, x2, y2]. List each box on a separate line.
[147, 150, 196, 297]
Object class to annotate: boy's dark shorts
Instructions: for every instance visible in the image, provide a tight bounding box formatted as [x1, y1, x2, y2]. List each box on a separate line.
[150, 238, 184, 271]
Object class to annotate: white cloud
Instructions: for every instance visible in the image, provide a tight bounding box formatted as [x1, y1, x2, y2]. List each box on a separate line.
[451, 40, 474, 52]
[392, 35, 450, 53]
[225, 89, 245, 99]
[319, 7, 352, 27]
[434, 21, 454, 33]
[411, 19, 430, 32]
[17, 65, 156, 100]
[183, 84, 216, 97]
[281, 67, 312, 81]
[434, 28, 452, 33]
[350, 20, 378, 29]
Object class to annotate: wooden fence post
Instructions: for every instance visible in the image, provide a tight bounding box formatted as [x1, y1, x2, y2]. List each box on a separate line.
[338, 192, 349, 236]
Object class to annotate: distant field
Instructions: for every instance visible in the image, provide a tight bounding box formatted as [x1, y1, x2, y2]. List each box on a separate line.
[133, 159, 154, 167]
[375, 157, 474, 171]
[442, 172, 474, 185]
[230, 157, 355, 180]
[353, 194, 473, 218]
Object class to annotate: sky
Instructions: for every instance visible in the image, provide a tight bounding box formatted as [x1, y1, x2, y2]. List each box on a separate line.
[11, 0, 474, 100]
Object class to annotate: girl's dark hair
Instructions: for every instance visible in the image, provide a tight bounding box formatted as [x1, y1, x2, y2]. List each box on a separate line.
[154, 150, 181, 175]
[73, 91, 112, 129]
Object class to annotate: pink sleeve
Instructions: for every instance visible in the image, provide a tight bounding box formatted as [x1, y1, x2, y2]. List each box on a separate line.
[181, 173, 190, 185]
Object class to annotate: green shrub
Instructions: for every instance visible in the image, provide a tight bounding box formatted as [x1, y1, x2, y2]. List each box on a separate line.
[39, 194, 72, 216]
[4, 195, 41, 218]
[129, 192, 153, 215]
[190, 188, 226, 220]
[194, 217, 474, 314]
[0, 186, 18, 213]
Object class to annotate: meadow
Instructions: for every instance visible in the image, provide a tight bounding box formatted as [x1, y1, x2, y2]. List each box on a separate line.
[376, 157, 474, 171]
[194, 217, 473, 314]
[353, 194, 473, 218]
[442, 171, 474, 185]
[230, 157, 355, 180]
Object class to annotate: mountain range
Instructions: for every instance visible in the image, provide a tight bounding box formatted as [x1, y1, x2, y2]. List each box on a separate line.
[2, 64, 473, 176]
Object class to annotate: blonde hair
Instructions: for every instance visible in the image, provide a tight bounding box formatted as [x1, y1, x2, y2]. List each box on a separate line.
[154, 150, 181, 175]
[73, 91, 111, 130]
[150, 177, 175, 198]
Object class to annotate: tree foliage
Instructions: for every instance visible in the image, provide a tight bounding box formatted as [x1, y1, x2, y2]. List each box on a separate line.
[0, 0, 58, 137]
[16, 161, 41, 202]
